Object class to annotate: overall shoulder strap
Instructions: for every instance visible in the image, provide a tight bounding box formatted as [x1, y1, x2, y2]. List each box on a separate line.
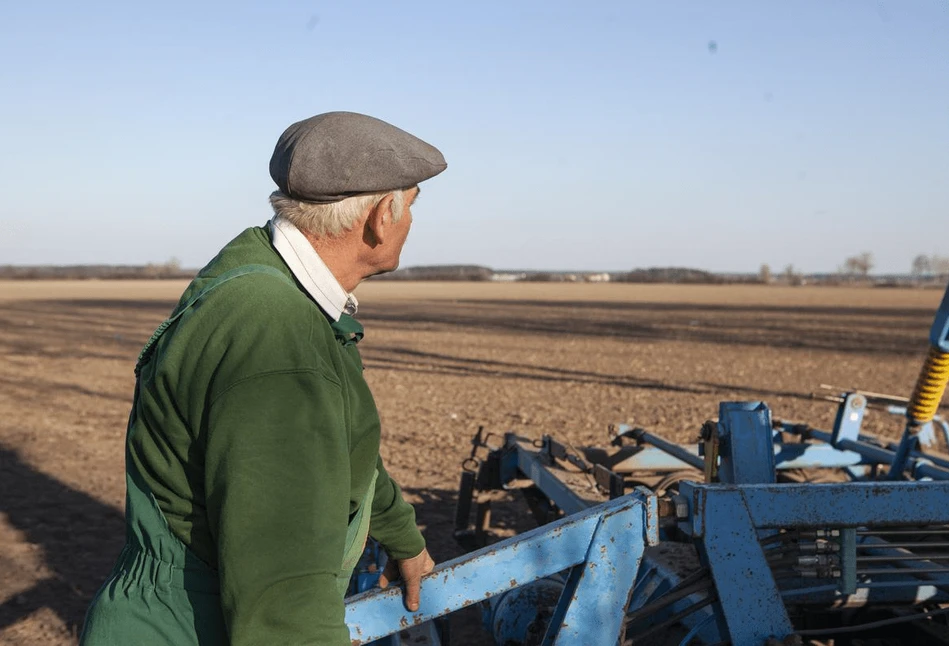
[135, 264, 293, 376]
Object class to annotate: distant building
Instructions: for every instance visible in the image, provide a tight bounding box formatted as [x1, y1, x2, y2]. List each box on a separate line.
[491, 272, 527, 282]
[584, 273, 611, 283]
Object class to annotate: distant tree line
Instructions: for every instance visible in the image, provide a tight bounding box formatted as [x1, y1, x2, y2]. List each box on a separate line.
[0, 259, 195, 280]
[912, 254, 949, 278]
[612, 267, 733, 284]
[4, 255, 947, 287]
[371, 265, 495, 281]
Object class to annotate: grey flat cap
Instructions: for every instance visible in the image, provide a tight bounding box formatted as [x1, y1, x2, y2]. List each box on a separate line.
[269, 111, 447, 203]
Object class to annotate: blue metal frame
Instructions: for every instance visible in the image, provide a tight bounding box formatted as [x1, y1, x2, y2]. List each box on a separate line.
[930, 285, 949, 352]
[676, 480, 949, 642]
[681, 480, 949, 531]
[506, 437, 594, 515]
[433, 281, 949, 645]
[345, 490, 656, 645]
[716, 402, 776, 484]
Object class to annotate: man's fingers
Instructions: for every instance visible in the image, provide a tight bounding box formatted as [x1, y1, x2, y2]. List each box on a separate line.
[404, 573, 421, 612]
[378, 559, 399, 589]
[420, 551, 435, 576]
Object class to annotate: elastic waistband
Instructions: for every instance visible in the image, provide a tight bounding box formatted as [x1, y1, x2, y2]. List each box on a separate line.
[114, 543, 220, 594]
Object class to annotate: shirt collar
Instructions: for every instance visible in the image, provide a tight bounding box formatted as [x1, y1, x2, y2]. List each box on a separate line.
[268, 216, 358, 321]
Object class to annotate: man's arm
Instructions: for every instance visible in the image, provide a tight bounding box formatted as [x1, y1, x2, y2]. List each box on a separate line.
[205, 369, 352, 646]
[368, 457, 426, 559]
[368, 456, 433, 610]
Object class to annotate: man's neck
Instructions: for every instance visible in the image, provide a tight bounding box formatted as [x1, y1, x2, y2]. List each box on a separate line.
[304, 232, 366, 293]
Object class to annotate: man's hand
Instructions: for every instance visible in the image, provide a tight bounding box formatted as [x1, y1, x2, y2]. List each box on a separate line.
[378, 548, 435, 612]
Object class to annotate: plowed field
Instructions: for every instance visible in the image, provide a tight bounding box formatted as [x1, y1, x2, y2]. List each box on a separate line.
[0, 280, 944, 644]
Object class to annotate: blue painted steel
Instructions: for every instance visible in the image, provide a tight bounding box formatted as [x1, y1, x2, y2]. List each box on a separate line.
[831, 393, 867, 446]
[677, 616, 716, 646]
[791, 420, 949, 471]
[345, 492, 652, 645]
[348, 539, 386, 596]
[617, 442, 866, 471]
[773, 443, 864, 469]
[682, 481, 949, 532]
[512, 442, 592, 515]
[486, 577, 564, 645]
[613, 424, 706, 471]
[540, 564, 583, 646]
[886, 430, 919, 480]
[840, 528, 856, 595]
[549, 496, 648, 643]
[626, 553, 721, 643]
[500, 436, 520, 483]
[780, 582, 949, 604]
[717, 402, 776, 484]
[699, 487, 794, 643]
[798, 427, 949, 481]
[930, 282, 949, 351]
[606, 445, 702, 471]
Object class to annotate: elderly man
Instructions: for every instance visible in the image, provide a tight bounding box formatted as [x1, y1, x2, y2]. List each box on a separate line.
[80, 112, 446, 645]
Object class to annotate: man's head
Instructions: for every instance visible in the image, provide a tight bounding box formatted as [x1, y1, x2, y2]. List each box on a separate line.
[268, 188, 407, 239]
[268, 112, 444, 285]
[269, 185, 419, 274]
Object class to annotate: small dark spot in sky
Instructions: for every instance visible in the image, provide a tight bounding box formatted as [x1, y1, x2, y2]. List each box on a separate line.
[797, 171, 808, 181]
[707, 40, 718, 54]
[876, 2, 890, 22]
[306, 14, 320, 30]
[764, 91, 774, 102]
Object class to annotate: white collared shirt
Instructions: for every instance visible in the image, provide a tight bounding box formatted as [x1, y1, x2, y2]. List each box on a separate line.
[268, 216, 358, 321]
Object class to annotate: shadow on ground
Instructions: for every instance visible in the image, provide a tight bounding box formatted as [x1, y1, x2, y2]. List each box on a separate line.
[0, 445, 125, 636]
[359, 298, 934, 355]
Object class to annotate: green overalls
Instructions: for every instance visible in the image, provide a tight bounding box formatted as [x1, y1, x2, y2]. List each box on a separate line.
[80, 265, 377, 645]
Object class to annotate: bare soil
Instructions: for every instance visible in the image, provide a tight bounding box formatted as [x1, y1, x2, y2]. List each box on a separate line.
[0, 280, 944, 645]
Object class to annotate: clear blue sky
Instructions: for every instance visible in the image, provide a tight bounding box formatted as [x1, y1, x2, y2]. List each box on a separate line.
[1, 1, 946, 274]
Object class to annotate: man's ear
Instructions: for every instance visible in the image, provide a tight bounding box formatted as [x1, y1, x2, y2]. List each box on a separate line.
[364, 194, 395, 246]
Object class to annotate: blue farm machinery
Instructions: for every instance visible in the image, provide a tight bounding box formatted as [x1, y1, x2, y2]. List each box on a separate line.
[344, 282, 949, 646]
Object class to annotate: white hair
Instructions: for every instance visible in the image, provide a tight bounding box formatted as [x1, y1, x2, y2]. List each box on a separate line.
[269, 189, 406, 237]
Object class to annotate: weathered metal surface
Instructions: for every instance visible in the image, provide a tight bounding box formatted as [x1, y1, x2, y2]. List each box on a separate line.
[797, 425, 949, 481]
[512, 440, 598, 515]
[772, 443, 864, 469]
[612, 424, 706, 471]
[626, 544, 721, 643]
[699, 488, 794, 643]
[930, 282, 949, 351]
[346, 492, 652, 645]
[840, 527, 857, 595]
[831, 393, 867, 446]
[717, 401, 776, 485]
[683, 481, 949, 532]
[547, 494, 647, 644]
[780, 581, 949, 605]
[487, 577, 564, 645]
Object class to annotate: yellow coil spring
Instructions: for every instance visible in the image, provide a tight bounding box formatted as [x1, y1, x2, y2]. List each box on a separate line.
[908, 346, 949, 425]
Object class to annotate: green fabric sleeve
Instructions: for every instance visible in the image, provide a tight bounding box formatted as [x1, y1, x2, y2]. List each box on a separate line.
[205, 369, 351, 646]
[368, 455, 426, 560]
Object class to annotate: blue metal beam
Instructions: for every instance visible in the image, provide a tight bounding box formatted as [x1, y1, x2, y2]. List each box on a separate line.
[612, 424, 706, 471]
[345, 492, 654, 645]
[512, 442, 594, 515]
[787, 426, 949, 480]
[699, 488, 794, 643]
[682, 481, 949, 533]
[773, 443, 864, 469]
[549, 494, 648, 643]
[717, 402, 776, 485]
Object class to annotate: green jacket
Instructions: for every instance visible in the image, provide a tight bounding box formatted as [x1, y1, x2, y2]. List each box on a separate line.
[83, 226, 424, 645]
